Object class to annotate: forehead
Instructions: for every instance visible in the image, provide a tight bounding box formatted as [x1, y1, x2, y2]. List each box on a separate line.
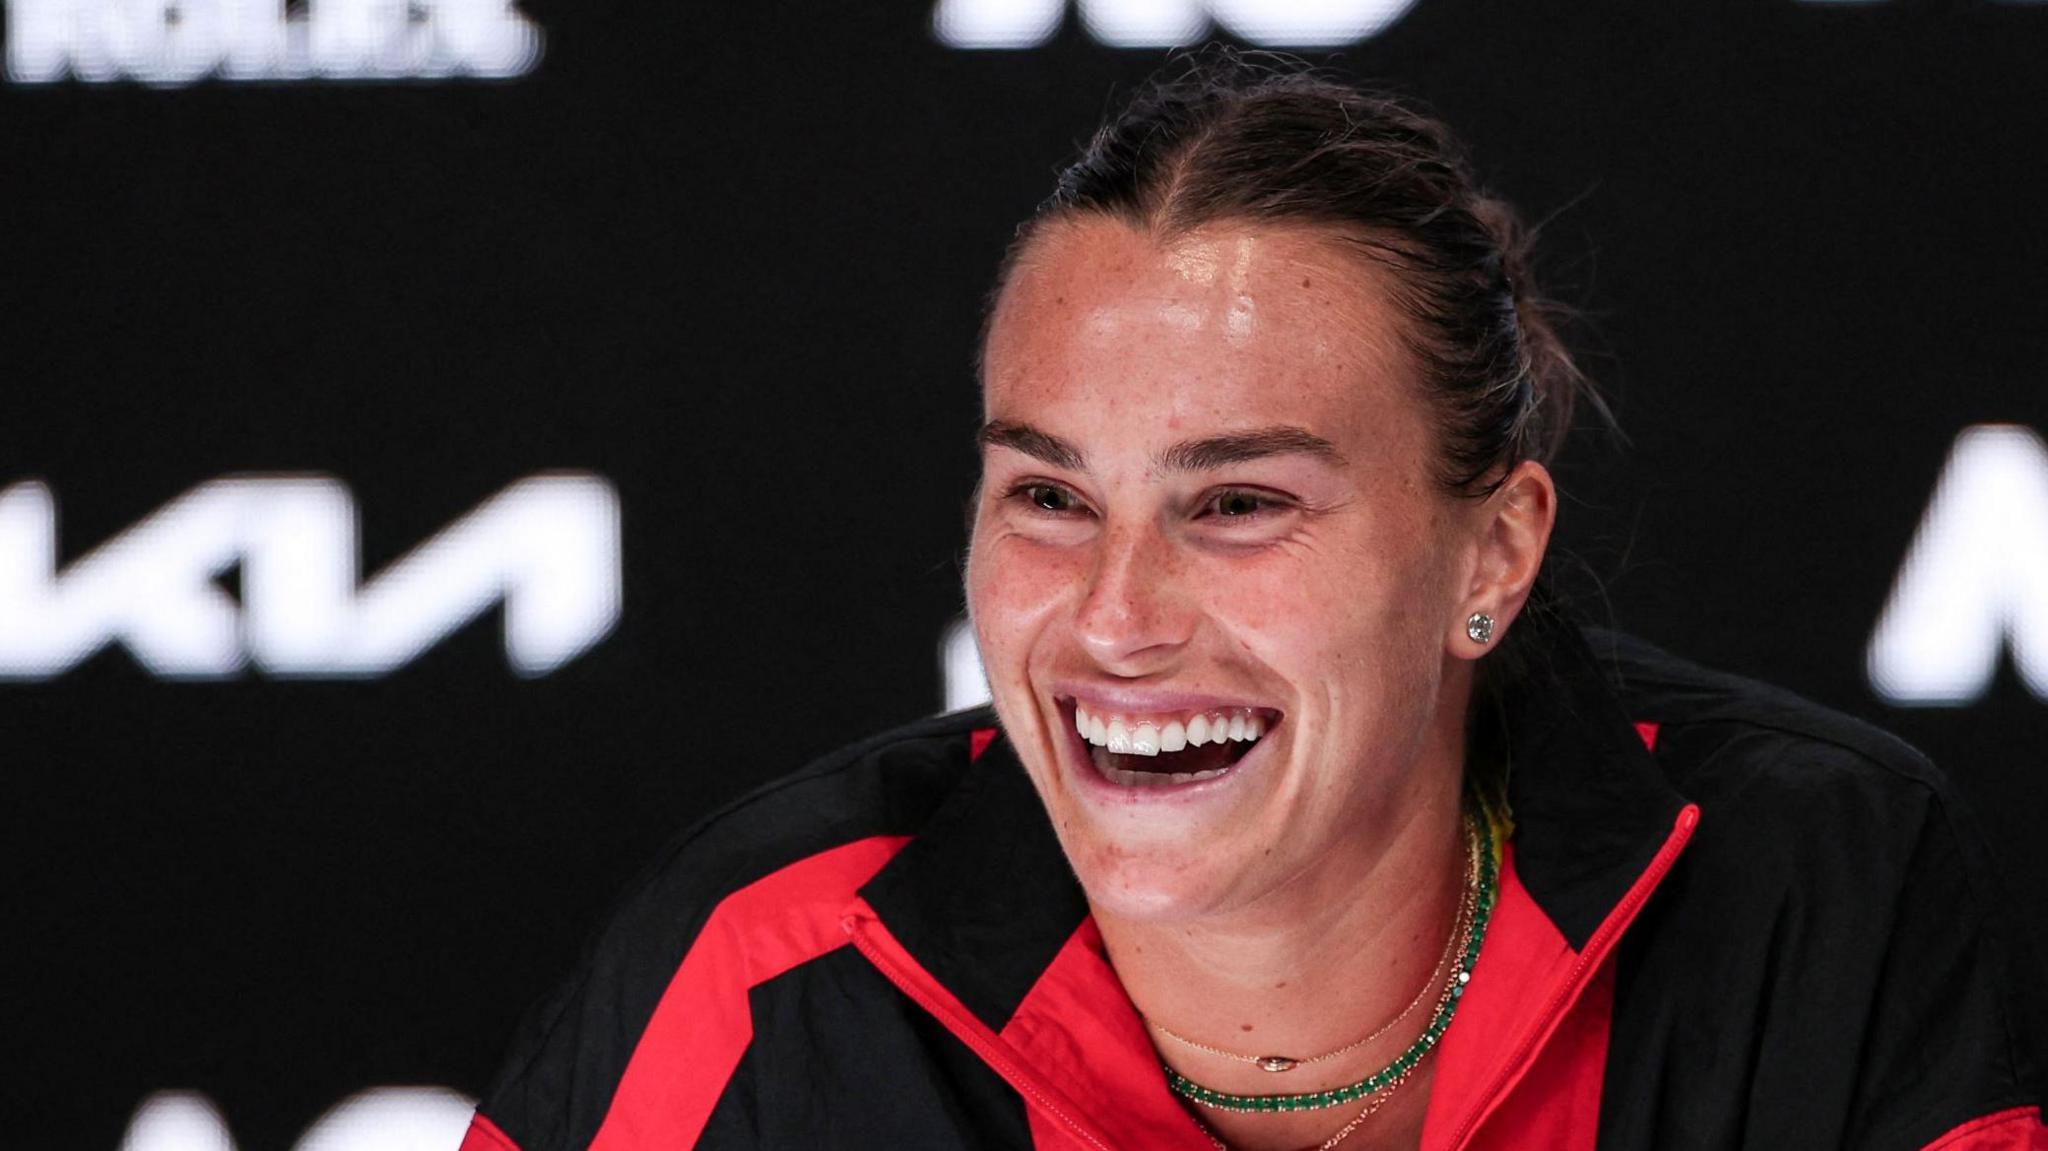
[982, 217, 1427, 453]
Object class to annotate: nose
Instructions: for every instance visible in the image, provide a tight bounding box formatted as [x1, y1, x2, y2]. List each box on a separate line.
[1072, 519, 1195, 673]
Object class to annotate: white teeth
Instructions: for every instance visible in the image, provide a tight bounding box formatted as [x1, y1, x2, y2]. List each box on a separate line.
[1159, 721, 1186, 752]
[1106, 718, 1132, 754]
[1072, 705, 1273, 750]
[1131, 723, 1159, 757]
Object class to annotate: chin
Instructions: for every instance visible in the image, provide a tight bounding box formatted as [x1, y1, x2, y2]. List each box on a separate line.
[1063, 839, 1247, 923]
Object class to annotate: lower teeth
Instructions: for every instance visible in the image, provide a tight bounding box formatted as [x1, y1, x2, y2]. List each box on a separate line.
[1097, 757, 1220, 782]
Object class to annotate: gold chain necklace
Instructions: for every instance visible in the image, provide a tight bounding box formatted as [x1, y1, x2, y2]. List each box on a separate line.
[1191, 895, 1467, 1151]
[1165, 807, 1497, 1149]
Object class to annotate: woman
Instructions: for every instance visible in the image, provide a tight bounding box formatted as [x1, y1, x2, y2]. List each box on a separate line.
[458, 58, 2046, 1151]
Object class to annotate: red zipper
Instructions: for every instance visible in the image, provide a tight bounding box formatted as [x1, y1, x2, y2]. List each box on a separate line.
[844, 911, 1121, 1151]
[1444, 804, 1701, 1150]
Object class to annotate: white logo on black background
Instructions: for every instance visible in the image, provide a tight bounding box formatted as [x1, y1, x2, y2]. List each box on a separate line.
[119, 1087, 475, 1151]
[1869, 424, 2048, 705]
[931, 0, 1419, 48]
[0, 473, 620, 679]
[6, 0, 542, 86]
[932, 0, 2048, 51]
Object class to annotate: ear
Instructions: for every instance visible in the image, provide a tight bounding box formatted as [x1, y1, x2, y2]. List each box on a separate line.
[1450, 460, 1556, 658]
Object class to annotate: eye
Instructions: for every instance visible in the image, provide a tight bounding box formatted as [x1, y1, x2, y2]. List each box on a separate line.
[1030, 484, 1073, 511]
[1005, 481, 1086, 515]
[1201, 487, 1287, 519]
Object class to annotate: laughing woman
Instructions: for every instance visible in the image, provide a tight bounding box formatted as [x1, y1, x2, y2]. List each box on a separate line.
[460, 57, 2047, 1151]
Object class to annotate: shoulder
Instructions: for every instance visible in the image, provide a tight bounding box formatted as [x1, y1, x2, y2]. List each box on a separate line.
[1587, 626, 1957, 849]
[474, 707, 999, 1150]
[568, 704, 999, 980]
[1582, 630, 2047, 1148]
[1585, 626, 2001, 956]
[633, 705, 999, 897]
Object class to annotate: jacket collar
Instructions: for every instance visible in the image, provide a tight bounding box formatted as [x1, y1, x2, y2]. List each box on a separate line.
[1492, 609, 1692, 949]
[857, 727, 1090, 1032]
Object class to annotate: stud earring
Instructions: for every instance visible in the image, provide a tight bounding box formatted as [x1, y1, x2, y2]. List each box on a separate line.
[1466, 612, 1496, 645]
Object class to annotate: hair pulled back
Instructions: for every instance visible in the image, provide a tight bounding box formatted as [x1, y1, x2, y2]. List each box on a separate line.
[989, 51, 1599, 500]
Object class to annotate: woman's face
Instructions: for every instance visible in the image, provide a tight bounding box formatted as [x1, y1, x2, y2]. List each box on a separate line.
[967, 217, 1494, 923]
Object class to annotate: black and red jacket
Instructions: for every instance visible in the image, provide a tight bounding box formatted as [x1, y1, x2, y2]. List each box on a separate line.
[461, 619, 2047, 1149]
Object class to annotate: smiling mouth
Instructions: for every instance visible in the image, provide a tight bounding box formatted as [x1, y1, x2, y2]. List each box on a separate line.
[1067, 702, 1280, 788]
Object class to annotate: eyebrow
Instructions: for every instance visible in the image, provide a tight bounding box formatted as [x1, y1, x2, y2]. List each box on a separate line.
[978, 420, 1086, 470]
[1156, 427, 1348, 472]
[977, 420, 1347, 472]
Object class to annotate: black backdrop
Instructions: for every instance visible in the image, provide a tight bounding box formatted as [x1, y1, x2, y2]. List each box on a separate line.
[5, 2, 2046, 1147]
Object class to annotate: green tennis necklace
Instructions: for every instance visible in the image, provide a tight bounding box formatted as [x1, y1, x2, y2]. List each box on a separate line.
[1162, 808, 1498, 1115]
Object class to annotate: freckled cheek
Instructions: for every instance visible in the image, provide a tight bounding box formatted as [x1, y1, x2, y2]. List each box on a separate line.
[1192, 557, 1358, 655]
[1195, 557, 1417, 693]
[967, 537, 1089, 669]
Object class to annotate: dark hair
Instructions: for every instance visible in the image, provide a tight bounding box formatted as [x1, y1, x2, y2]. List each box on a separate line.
[985, 51, 1602, 500]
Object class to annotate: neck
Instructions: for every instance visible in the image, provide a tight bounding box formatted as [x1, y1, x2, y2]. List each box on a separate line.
[1094, 770, 1468, 1066]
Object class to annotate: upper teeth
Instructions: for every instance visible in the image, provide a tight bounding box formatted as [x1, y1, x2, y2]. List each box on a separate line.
[1073, 704, 1266, 756]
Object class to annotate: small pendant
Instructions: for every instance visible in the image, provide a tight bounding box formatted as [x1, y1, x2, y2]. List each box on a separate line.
[1256, 1055, 1298, 1073]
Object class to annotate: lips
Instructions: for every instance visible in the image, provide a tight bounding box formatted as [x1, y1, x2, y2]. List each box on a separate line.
[1059, 697, 1281, 789]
